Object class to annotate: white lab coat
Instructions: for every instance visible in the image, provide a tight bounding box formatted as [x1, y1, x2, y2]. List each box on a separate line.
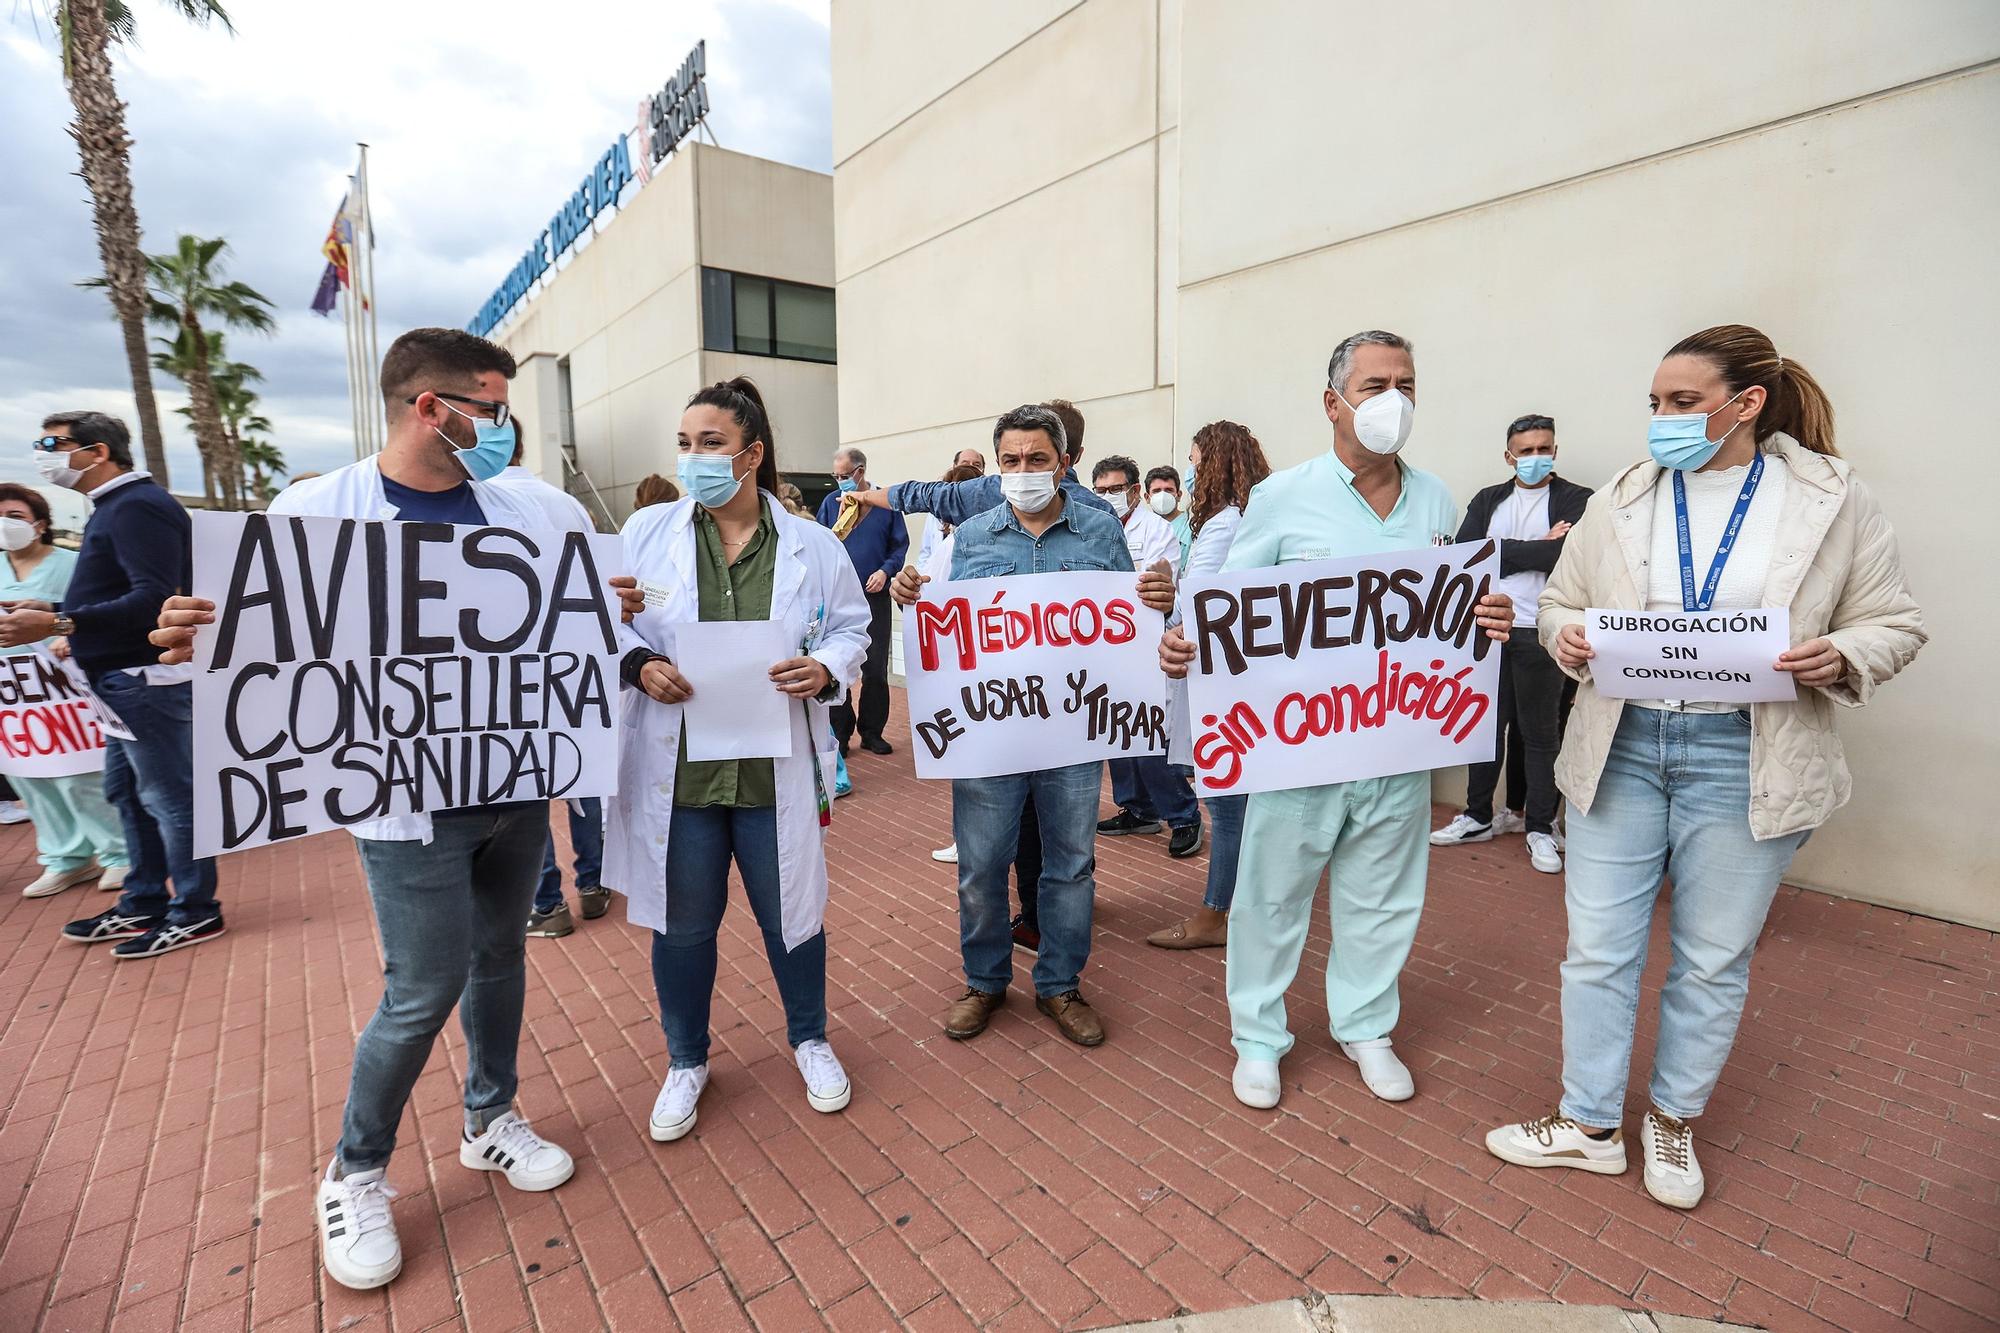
[1123, 503, 1180, 571]
[490, 465, 595, 533]
[1167, 504, 1243, 768]
[267, 455, 603, 843]
[603, 493, 870, 949]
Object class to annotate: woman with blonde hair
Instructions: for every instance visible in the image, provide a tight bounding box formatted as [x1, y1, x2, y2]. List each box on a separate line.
[1485, 325, 1924, 1210]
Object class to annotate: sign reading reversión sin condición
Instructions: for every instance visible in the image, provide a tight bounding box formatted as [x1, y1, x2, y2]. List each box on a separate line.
[467, 40, 710, 338]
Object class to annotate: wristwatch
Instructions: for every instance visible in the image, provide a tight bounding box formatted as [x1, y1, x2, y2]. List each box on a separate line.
[52, 613, 76, 637]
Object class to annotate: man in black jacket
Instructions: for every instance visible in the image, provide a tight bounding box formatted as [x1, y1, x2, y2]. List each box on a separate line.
[1430, 414, 1591, 875]
[0, 412, 221, 956]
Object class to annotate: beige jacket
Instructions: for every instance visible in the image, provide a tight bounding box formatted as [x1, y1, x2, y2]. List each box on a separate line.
[1539, 434, 1925, 840]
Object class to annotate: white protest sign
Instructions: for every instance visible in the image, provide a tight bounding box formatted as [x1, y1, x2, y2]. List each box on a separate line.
[1584, 607, 1795, 704]
[0, 649, 115, 777]
[901, 570, 1167, 779]
[669, 619, 795, 761]
[1181, 540, 1502, 797]
[190, 511, 625, 856]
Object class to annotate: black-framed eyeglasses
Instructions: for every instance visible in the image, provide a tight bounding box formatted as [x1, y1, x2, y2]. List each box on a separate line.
[32, 435, 84, 452]
[1507, 414, 1555, 438]
[407, 392, 510, 428]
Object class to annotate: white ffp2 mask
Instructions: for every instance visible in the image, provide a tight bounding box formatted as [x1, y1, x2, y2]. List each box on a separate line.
[1337, 387, 1415, 456]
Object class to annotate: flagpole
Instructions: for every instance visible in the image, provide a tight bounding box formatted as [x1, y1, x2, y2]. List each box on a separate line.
[357, 143, 383, 453]
[341, 174, 366, 459]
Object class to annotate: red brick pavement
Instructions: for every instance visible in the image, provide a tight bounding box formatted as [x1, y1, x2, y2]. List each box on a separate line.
[0, 689, 1995, 1332]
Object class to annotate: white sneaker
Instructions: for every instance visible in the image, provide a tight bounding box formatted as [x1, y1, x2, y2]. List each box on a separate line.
[931, 843, 958, 864]
[795, 1039, 852, 1113]
[1641, 1109, 1704, 1208]
[1338, 1038, 1414, 1101]
[22, 863, 101, 898]
[1428, 813, 1492, 846]
[97, 863, 129, 892]
[1527, 831, 1563, 874]
[317, 1163, 402, 1290]
[1231, 1057, 1280, 1109]
[1491, 810, 1527, 836]
[0, 800, 28, 825]
[650, 1065, 708, 1141]
[459, 1112, 574, 1191]
[1485, 1112, 1627, 1174]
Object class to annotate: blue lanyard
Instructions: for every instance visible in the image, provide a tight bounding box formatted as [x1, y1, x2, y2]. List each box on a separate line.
[1673, 451, 1763, 612]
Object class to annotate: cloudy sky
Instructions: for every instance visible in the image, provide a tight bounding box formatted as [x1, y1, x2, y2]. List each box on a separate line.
[0, 0, 830, 516]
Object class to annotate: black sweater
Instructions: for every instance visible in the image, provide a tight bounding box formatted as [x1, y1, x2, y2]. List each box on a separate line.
[59, 475, 193, 676]
[1453, 475, 1593, 576]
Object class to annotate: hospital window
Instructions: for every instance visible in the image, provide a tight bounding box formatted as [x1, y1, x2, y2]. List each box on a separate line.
[700, 268, 836, 363]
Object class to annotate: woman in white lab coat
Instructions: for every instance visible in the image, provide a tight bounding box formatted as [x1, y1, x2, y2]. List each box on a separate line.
[603, 378, 870, 1142]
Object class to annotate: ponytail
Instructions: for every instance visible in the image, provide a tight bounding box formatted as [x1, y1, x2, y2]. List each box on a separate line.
[686, 376, 783, 493]
[1666, 324, 1839, 457]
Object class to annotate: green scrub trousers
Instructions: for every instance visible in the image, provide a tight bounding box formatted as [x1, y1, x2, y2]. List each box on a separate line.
[1226, 770, 1431, 1059]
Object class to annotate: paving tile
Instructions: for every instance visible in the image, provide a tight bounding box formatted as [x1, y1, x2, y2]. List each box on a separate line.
[0, 691, 1988, 1331]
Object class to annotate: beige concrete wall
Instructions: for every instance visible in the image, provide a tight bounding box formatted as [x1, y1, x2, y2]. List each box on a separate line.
[1172, 1, 2000, 926]
[832, 0, 1181, 496]
[496, 143, 837, 526]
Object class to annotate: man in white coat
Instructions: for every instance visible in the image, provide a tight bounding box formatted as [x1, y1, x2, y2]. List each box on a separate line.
[153, 328, 644, 1294]
[1092, 454, 1204, 858]
[490, 424, 612, 937]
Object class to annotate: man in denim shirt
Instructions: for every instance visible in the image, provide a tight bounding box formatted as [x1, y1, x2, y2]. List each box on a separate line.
[892, 404, 1132, 1048]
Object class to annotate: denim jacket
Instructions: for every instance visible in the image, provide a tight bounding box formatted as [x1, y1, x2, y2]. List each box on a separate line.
[949, 493, 1135, 579]
[890, 467, 1114, 527]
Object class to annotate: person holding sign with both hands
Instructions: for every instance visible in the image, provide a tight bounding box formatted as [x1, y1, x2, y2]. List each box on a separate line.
[1485, 325, 1924, 1211]
[153, 328, 651, 1293]
[606, 378, 871, 1145]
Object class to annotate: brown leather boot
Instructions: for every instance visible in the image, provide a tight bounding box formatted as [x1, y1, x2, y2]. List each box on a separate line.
[1035, 990, 1105, 1047]
[944, 987, 1005, 1040]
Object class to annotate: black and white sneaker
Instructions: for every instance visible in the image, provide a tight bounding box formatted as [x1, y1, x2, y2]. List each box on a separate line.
[61, 908, 163, 944]
[1168, 821, 1204, 858]
[460, 1111, 574, 1191]
[112, 916, 226, 959]
[317, 1162, 402, 1289]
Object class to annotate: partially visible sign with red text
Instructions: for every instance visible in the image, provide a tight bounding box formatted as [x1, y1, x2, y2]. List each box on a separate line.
[0, 649, 116, 778]
[1181, 541, 1501, 796]
[901, 571, 1168, 779]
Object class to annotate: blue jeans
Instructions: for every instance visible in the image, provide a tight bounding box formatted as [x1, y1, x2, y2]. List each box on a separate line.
[533, 798, 603, 913]
[954, 763, 1100, 996]
[652, 804, 827, 1069]
[338, 804, 546, 1171]
[93, 673, 218, 926]
[1201, 794, 1247, 912]
[1559, 708, 1806, 1127]
[1110, 755, 1200, 827]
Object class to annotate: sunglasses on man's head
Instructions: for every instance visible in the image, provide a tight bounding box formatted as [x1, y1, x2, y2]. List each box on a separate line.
[406, 392, 510, 428]
[32, 435, 84, 452]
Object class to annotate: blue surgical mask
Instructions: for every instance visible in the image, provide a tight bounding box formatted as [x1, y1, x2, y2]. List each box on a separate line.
[679, 450, 747, 509]
[835, 476, 857, 494]
[1648, 388, 1748, 471]
[1512, 455, 1554, 485]
[436, 402, 513, 483]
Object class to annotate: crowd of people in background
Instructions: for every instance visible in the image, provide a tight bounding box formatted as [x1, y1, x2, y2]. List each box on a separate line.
[9, 317, 1922, 1293]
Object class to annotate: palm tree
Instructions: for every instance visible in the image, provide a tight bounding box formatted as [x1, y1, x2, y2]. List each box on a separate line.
[240, 437, 285, 503]
[99, 234, 273, 508]
[47, 0, 235, 486]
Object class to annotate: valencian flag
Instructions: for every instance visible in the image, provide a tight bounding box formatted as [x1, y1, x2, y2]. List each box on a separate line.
[311, 147, 384, 456]
[310, 193, 358, 316]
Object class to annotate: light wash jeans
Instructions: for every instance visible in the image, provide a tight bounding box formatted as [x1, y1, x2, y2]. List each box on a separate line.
[1560, 707, 1806, 1127]
[339, 804, 546, 1171]
[953, 762, 1101, 997]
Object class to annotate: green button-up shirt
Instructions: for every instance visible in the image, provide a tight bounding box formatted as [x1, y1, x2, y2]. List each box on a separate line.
[674, 505, 780, 808]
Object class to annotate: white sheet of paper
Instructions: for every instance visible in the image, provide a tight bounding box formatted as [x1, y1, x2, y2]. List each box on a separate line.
[670, 620, 797, 761]
[1585, 606, 1796, 704]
